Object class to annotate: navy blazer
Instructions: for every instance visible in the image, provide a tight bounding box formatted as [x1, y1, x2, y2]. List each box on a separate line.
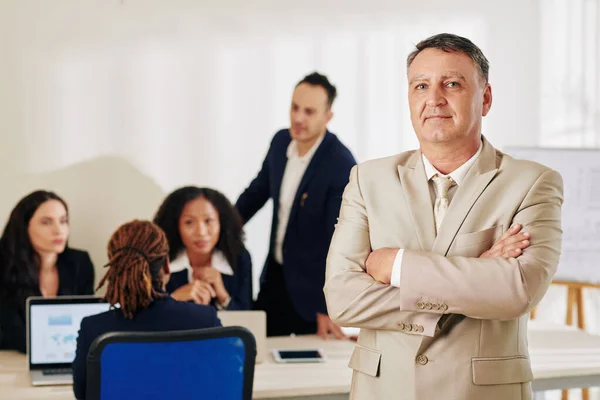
[165, 249, 253, 310]
[72, 296, 221, 400]
[236, 129, 356, 321]
[0, 248, 94, 353]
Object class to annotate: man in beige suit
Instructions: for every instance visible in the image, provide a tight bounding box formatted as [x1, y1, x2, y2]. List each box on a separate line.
[324, 33, 563, 400]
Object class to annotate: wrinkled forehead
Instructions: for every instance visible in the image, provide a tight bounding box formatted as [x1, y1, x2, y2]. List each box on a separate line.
[407, 48, 481, 83]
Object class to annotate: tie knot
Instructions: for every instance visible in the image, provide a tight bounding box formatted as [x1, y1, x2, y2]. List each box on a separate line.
[432, 174, 455, 199]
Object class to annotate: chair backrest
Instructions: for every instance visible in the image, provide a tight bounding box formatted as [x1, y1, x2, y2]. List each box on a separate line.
[86, 326, 256, 400]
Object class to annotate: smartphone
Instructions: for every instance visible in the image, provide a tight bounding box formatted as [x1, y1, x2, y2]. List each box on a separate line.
[272, 349, 326, 363]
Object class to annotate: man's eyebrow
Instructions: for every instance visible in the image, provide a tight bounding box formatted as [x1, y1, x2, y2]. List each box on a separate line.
[408, 71, 468, 85]
[443, 71, 467, 80]
[408, 74, 429, 85]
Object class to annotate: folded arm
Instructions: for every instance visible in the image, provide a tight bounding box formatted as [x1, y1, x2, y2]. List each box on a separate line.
[324, 166, 441, 336]
[325, 166, 563, 335]
[398, 169, 563, 320]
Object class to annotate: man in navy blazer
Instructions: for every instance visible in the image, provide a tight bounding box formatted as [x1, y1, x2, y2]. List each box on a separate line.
[236, 72, 356, 337]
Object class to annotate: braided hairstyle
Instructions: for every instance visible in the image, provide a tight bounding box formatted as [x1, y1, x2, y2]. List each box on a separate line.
[98, 220, 169, 319]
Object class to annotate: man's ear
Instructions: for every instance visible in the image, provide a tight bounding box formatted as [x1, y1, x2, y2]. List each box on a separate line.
[482, 83, 492, 117]
[326, 109, 334, 124]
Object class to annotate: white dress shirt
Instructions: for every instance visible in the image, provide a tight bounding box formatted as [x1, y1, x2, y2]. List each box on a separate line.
[390, 141, 483, 287]
[274, 134, 324, 264]
[169, 249, 234, 284]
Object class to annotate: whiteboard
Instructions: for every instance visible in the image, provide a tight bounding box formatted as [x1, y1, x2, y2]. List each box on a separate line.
[506, 148, 600, 284]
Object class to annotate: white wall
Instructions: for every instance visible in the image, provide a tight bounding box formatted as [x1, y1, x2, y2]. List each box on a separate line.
[0, 0, 541, 292]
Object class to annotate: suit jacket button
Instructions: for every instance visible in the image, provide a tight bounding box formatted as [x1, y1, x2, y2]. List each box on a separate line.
[416, 354, 428, 365]
[405, 324, 413, 332]
[441, 304, 448, 312]
[416, 301, 425, 309]
[397, 322, 405, 330]
[425, 302, 433, 310]
[417, 325, 424, 333]
[432, 303, 440, 310]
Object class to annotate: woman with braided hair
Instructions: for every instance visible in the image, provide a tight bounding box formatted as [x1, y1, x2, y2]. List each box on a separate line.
[72, 220, 220, 400]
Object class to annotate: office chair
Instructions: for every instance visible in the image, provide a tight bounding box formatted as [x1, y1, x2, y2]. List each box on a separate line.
[85, 326, 256, 400]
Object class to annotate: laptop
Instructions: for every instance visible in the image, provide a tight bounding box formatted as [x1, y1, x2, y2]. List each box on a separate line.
[26, 296, 111, 386]
[217, 310, 267, 363]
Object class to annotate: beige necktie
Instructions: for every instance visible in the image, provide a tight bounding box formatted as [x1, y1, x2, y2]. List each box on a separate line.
[432, 174, 455, 234]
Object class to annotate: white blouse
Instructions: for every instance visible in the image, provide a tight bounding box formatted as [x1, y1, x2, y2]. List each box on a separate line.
[169, 249, 234, 283]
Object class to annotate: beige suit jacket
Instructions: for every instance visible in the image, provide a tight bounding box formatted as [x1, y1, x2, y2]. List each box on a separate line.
[324, 138, 563, 400]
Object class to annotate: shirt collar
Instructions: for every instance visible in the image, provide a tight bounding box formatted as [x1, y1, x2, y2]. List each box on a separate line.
[169, 249, 233, 276]
[286, 133, 325, 162]
[422, 140, 483, 186]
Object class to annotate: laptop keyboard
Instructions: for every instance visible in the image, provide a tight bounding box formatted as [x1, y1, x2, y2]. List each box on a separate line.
[42, 368, 72, 376]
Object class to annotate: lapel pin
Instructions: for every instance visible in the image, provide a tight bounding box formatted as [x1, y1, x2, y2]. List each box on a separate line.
[300, 192, 308, 207]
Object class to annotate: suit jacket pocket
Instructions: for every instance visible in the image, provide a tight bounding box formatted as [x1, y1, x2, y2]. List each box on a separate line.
[454, 225, 504, 248]
[348, 344, 381, 377]
[472, 355, 533, 385]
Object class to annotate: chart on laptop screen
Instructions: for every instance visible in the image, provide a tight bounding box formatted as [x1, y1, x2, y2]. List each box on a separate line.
[30, 303, 109, 364]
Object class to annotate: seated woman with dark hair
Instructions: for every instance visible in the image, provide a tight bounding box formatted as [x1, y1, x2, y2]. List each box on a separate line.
[72, 220, 221, 399]
[0, 190, 94, 353]
[154, 187, 252, 310]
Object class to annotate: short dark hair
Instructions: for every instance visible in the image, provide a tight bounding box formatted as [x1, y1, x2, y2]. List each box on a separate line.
[406, 33, 490, 82]
[153, 187, 245, 273]
[296, 72, 337, 107]
[0, 190, 69, 305]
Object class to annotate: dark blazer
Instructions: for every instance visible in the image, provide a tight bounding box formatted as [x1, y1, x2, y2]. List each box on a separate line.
[0, 247, 94, 353]
[165, 248, 253, 310]
[72, 296, 221, 400]
[236, 129, 356, 321]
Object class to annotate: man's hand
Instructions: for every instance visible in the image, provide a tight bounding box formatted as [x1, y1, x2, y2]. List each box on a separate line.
[316, 313, 347, 340]
[480, 224, 531, 258]
[365, 247, 399, 284]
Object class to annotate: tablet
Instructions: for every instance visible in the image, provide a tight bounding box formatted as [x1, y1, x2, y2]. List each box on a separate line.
[272, 349, 326, 363]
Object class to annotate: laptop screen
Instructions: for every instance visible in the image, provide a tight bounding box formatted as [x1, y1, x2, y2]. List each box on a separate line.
[29, 301, 110, 365]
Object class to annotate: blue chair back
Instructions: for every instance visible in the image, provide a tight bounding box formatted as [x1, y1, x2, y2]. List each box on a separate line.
[86, 326, 256, 400]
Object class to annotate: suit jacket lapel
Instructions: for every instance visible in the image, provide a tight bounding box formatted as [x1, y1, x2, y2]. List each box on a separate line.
[397, 151, 436, 252]
[419, 138, 499, 354]
[431, 138, 499, 256]
[288, 132, 334, 220]
[271, 135, 291, 210]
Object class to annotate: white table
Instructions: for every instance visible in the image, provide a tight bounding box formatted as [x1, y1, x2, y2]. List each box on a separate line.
[0, 321, 599, 399]
[254, 335, 352, 399]
[528, 321, 600, 393]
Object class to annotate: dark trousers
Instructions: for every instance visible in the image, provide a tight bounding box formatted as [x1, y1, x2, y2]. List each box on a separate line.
[254, 257, 317, 337]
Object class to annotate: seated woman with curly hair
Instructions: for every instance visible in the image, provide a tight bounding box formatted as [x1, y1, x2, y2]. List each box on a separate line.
[154, 187, 252, 310]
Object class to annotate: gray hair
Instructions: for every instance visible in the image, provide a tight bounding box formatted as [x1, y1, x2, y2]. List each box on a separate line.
[406, 33, 490, 82]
